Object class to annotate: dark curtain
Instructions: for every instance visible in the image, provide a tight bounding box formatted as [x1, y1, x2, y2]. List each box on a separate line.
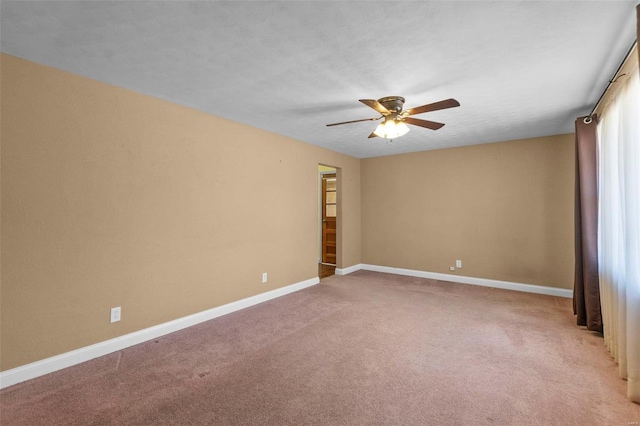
[573, 117, 602, 333]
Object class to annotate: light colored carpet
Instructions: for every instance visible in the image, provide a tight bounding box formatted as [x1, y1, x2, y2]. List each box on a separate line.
[1, 271, 638, 425]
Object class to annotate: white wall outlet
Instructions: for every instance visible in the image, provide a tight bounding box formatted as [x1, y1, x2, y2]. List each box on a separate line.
[110, 306, 121, 323]
[456, 260, 462, 268]
[262, 272, 268, 283]
[449, 266, 456, 271]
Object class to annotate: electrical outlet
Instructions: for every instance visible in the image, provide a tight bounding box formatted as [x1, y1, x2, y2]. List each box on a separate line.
[456, 260, 462, 268]
[262, 272, 268, 283]
[110, 307, 121, 323]
[449, 266, 456, 272]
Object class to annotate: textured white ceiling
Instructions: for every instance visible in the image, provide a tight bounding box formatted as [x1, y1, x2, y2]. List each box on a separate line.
[1, 1, 637, 158]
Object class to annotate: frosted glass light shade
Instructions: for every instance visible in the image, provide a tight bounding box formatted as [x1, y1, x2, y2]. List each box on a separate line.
[373, 120, 410, 139]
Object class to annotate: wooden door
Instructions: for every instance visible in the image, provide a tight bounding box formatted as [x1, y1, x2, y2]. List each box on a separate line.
[322, 173, 337, 265]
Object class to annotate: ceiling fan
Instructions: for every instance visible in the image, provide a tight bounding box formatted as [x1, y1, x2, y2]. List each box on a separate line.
[326, 96, 460, 139]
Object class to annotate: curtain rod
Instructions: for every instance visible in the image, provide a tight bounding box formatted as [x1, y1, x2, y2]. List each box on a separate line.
[584, 40, 637, 124]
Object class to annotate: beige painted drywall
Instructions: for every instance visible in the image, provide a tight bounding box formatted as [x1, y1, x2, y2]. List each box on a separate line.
[0, 54, 361, 370]
[361, 134, 575, 289]
[1, 53, 575, 372]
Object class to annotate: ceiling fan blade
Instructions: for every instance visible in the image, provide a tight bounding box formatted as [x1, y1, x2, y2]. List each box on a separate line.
[326, 117, 380, 127]
[403, 117, 445, 130]
[367, 131, 378, 139]
[406, 98, 460, 116]
[359, 99, 390, 115]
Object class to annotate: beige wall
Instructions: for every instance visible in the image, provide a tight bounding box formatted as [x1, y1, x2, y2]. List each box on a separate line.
[361, 134, 575, 289]
[0, 54, 361, 370]
[1, 53, 575, 373]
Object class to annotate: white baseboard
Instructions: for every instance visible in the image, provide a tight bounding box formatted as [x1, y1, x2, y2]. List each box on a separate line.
[0, 266, 572, 389]
[337, 263, 573, 299]
[334, 264, 362, 275]
[0, 277, 319, 390]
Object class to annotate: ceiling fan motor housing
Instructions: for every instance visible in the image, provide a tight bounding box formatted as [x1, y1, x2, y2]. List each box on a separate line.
[378, 96, 405, 113]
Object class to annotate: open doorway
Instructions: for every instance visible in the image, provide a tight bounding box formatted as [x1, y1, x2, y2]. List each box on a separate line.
[319, 165, 337, 279]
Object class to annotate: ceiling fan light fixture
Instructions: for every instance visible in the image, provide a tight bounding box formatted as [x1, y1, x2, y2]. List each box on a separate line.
[326, 96, 459, 139]
[373, 119, 410, 139]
